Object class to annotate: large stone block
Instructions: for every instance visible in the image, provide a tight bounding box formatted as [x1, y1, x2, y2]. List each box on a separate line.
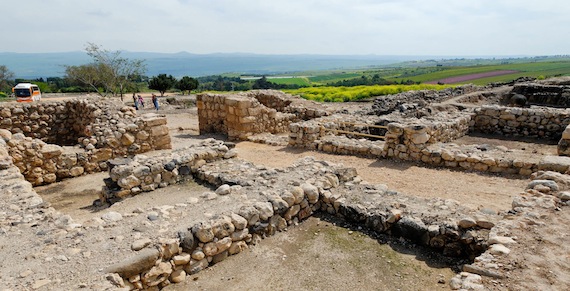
[539, 155, 570, 172]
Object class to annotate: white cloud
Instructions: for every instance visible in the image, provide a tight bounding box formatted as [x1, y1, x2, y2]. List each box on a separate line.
[1, 0, 568, 55]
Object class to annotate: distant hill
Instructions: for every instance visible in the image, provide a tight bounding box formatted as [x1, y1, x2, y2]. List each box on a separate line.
[0, 51, 432, 79]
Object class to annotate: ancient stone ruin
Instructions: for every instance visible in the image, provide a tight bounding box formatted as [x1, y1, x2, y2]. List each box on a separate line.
[1, 78, 570, 289]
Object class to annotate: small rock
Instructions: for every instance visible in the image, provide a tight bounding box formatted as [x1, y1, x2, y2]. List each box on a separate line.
[32, 279, 52, 289]
[20, 269, 34, 278]
[488, 236, 517, 245]
[101, 212, 123, 222]
[557, 191, 570, 201]
[458, 217, 477, 229]
[131, 238, 152, 251]
[147, 212, 160, 221]
[489, 244, 511, 255]
[170, 269, 186, 283]
[215, 184, 231, 195]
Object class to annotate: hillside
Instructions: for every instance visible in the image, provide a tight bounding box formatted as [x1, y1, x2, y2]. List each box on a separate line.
[0, 52, 422, 79]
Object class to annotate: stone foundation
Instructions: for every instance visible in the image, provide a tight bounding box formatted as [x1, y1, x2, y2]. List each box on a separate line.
[0, 99, 171, 186]
[471, 105, 570, 139]
[104, 150, 497, 289]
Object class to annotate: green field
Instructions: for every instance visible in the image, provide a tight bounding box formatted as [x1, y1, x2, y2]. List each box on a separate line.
[267, 77, 311, 86]
[285, 84, 453, 102]
[387, 60, 570, 85]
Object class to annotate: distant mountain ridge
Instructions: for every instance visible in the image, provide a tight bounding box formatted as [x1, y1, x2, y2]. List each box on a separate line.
[0, 51, 431, 79]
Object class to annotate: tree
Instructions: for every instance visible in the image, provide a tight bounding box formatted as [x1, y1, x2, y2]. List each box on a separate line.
[148, 74, 176, 96]
[175, 76, 199, 95]
[0, 65, 15, 92]
[65, 43, 146, 97]
[252, 76, 272, 89]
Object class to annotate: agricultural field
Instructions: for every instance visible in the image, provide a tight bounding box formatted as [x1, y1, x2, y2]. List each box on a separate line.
[387, 59, 570, 85]
[285, 84, 452, 102]
[265, 57, 570, 88]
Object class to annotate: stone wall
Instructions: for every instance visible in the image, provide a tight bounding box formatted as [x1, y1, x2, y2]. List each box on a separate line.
[288, 114, 388, 149]
[102, 139, 234, 203]
[511, 83, 570, 107]
[197, 93, 296, 140]
[287, 109, 570, 176]
[471, 105, 570, 139]
[104, 151, 496, 289]
[245, 90, 330, 120]
[0, 99, 172, 186]
[197, 90, 330, 141]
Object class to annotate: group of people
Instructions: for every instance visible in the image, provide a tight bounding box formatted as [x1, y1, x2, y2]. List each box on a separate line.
[132, 93, 159, 110]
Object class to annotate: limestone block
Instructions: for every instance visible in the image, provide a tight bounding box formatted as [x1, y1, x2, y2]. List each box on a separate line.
[150, 125, 169, 137]
[539, 155, 570, 172]
[40, 144, 62, 159]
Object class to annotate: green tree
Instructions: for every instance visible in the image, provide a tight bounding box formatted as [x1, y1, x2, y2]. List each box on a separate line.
[176, 76, 199, 95]
[252, 76, 272, 89]
[0, 65, 15, 92]
[148, 74, 176, 96]
[65, 43, 146, 97]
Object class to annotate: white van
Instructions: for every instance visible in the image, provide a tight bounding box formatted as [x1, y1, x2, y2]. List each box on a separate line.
[12, 83, 42, 102]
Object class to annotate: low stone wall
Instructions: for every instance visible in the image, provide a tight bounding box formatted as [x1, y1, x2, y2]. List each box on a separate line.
[4, 131, 112, 185]
[245, 90, 329, 120]
[0, 99, 172, 186]
[288, 101, 570, 176]
[79, 112, 172, 157]
[471, 105, 570, 139]
[511, 83, 570, 107]
[383, 113, 473, 157]
[288, 114, 389, 149]
[105, 154, 496, 289]
[315, 135, 385, 157]
[102, 139, 234, 203]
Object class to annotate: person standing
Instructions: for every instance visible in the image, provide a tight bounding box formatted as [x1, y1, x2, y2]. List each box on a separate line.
[132, 93, 139, 110]
[152, 94, 159, 110]
[138, 95, 145, 108]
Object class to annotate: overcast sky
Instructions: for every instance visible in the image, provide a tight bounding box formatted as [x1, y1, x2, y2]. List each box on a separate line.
[2, 0, 568, 56]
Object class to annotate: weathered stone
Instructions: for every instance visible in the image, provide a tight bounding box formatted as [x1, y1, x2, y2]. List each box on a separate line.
[489, 244, 511, 255]
[215, 184, 231, 195]
[172, 253, 191, 265]
[192, 222, 215, 243]
[457, 217, 477, 229]
[101, 211, 123, 223]
[253, 202, 274, 221]
[228, 241, 248, 255]
[105, 248, 160, 278]
[230, 213, 248, 230]
[211, 216, 235, 238]
[142, 261, 172, 287]
[131, 238, 152, 251]
[301, 183, 319, 203]
[169, 269, 186, 283]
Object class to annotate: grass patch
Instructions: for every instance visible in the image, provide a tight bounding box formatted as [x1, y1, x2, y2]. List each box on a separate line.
[266, 77, 311, 86]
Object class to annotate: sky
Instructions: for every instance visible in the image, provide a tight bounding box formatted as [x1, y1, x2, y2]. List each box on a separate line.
[2, 0, 569, 56]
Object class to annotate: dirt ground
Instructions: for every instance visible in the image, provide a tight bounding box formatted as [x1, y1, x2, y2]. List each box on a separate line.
[30, 97, 568, 290]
